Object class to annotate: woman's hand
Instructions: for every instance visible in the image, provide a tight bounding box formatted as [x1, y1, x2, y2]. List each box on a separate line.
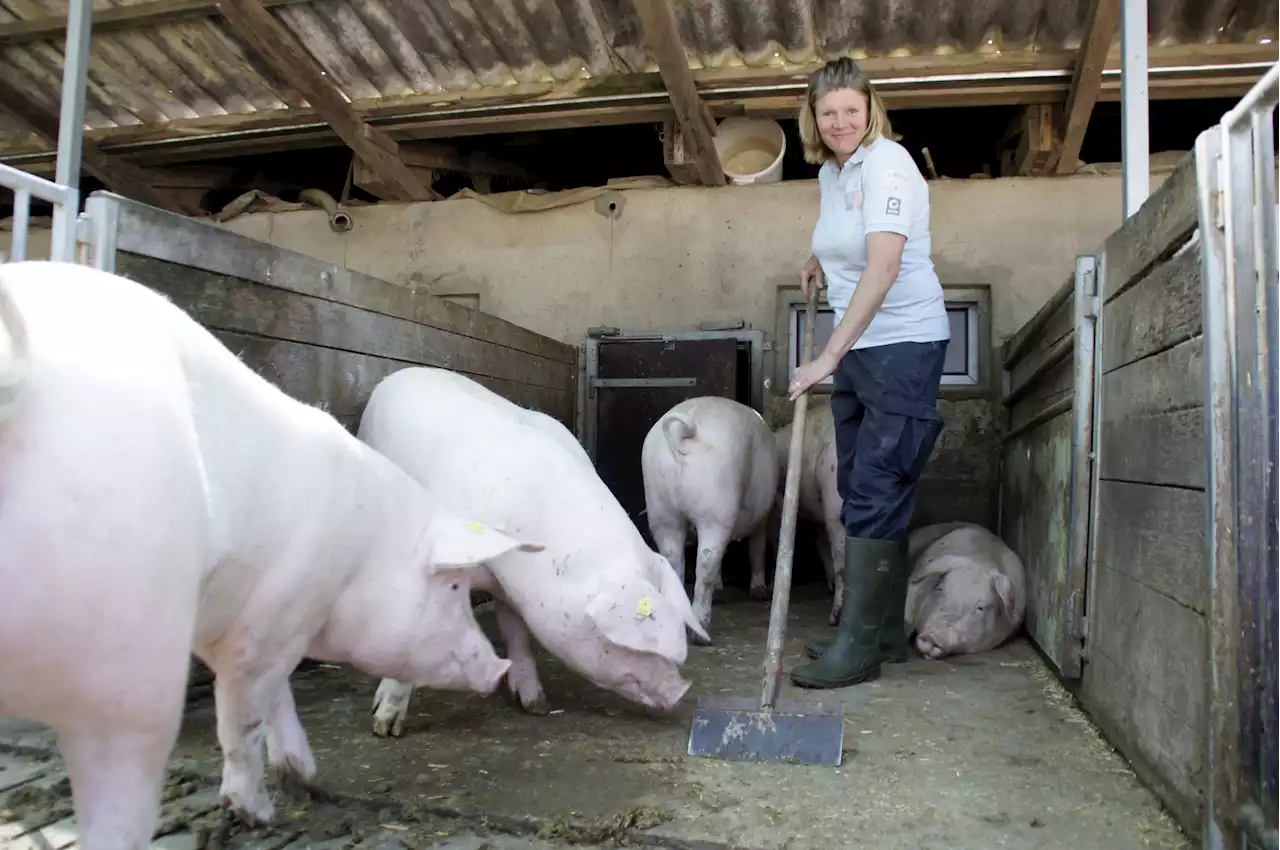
[789, 350, 840, 401]
[800, 254, 822, 297]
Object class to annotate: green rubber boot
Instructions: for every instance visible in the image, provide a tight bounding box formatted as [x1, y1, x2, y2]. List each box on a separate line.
[790, 536, 898, 689]
[804, 538, 911, 663]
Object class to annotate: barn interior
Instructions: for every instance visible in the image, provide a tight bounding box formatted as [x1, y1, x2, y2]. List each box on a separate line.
[0, 0, 1276, 849]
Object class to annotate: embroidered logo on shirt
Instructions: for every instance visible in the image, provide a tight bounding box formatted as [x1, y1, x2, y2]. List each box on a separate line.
[885, 196, 902, 216]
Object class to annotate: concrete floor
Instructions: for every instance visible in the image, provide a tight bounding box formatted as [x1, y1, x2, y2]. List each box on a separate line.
[0, 585, 1191, 850]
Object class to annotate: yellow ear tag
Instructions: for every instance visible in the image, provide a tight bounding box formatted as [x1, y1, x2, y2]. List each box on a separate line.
[464, 520, 487, 533]
[636, 597, 654, 618]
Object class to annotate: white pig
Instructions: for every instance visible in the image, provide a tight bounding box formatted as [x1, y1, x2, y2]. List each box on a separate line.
[359, 367, 709, 738]
[0, 261, 543, 850]
[641, 395, 779, 643]
[769, 398, 846, 625]
[905, 522, 1027, 658]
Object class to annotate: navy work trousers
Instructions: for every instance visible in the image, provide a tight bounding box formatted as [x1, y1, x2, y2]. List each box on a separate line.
[830, 339, 948, 542]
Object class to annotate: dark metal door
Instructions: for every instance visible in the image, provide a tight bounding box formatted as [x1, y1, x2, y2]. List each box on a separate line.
[590, 337, 739, 544]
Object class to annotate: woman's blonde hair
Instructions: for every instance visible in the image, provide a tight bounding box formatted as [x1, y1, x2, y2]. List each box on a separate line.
[798, 57, 894, 165]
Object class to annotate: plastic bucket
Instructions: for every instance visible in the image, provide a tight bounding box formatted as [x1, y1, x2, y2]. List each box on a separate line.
[713, 117, 786, 184]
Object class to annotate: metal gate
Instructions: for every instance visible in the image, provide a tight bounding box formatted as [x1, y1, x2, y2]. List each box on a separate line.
[582, 329, 764, 548]
[1194, 61, 1279, 850]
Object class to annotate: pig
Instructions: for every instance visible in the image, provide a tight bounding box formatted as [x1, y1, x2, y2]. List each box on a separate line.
[0, 261, 544, 850]
[640, 395, 779, 643]
[769, 398, 846, 625]
[906, 522, 1027, 659]
[358, 367, 709, 739]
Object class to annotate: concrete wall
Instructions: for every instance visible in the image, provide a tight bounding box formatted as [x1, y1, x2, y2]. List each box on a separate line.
[212, 173, 1146, 349]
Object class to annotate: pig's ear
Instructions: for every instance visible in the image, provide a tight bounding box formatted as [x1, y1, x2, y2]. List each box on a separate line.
[423, 517, 545, 571]
[586, 576, 689, 664]
[991, 573, 1016, 618]
[908, 556, 948, 593]
[649, 554, 710, 644]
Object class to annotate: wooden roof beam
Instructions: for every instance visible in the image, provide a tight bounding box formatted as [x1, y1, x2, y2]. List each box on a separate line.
[0, 82, 200, 215]
[213, 0, 439, 202]
[631, 0, 725, 186]
[1042, 0, 1121, 175]
[0, 0, 312, 47]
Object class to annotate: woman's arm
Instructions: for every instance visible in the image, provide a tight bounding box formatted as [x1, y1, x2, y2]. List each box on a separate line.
[788, 231, 906, 400]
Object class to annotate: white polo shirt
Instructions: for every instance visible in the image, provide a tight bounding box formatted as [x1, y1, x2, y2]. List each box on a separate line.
[810, 136, 950, 350]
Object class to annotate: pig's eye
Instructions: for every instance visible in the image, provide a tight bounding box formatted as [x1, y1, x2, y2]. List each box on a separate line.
[450, 582, 459, 591]
[976, 603, 987, 612]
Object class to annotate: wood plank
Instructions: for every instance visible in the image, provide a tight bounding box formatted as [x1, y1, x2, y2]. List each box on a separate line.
[1100, 335, 1203, 425]
[1099, 408, 1205, 489]
[1101, 151, 1200, 303]
[1080, 649, 1204, 834]
[1009, 352, 1075, 433]
[213, 0, 438, 202]
[631, 0, 725, 186]
[1101, 243, 1203, 373]
[1047, 0, 1121, 174]
[214, 331, 572, 427]
[1001, 273, 1074, 368]
[1000, 413, 1074, 675]
[125, 259, 576, 393]
[1089, 564, 1208, 747]
[109, 201, 577, 364]
[1005, 324, 1073, 405]
[1098, 331, 1204, 488]
[1095, 480, 1207, 613]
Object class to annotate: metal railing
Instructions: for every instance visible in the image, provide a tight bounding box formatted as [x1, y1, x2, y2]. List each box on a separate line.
[1194, 59, 1279, 850]
[0, 0, 92, 265]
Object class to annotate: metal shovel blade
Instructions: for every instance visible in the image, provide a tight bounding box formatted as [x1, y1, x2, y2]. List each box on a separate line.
[686, 694, 846, 766]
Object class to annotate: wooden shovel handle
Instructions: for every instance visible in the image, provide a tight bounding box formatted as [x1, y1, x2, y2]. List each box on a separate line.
[760, 276, 822, 708]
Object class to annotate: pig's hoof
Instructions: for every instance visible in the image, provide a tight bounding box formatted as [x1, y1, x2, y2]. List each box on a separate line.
[827, 606, 842, 626]
[372, 712, 406, 738]
[749, 583, 771, 602]
[519, 694, 550, 715]
[688, 626, 713, 647]
[220, 791, 273, 829]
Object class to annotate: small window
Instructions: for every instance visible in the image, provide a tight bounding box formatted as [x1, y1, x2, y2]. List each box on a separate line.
[780, 286, 989, 393]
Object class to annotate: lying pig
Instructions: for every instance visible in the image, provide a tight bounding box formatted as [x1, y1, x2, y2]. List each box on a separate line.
[0, 261, 542, 848]
[770, 398, 846, 625]
[906, 522, 1027, 658]
[360, 367, 708, 738]
[641, 395, 779, 643]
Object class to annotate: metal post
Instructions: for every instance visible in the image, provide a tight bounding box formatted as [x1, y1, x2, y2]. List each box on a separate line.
[48, 0, 92, 263]
[1120, 0, 1150, 217]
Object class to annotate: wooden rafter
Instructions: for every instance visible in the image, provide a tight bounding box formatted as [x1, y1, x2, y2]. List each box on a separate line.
[1042, 0, 1121, 175]
[0, 83, 199, 214]
[0, 0, 310, 46]
[213, 0, 439, 202]
[631, 0, 725, 186]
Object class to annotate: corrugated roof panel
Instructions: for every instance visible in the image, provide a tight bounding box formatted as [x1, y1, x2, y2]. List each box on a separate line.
[0, 0, 1274, 146]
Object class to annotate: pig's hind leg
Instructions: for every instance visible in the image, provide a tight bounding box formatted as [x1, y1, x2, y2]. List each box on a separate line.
[52, 647, 188, 850]
[495, 600, 548, 715]
[747, 525, 770, 601]
[689, 523, 731, 644]
[266, 681, 318, 794]
[213, 661, 298, 826]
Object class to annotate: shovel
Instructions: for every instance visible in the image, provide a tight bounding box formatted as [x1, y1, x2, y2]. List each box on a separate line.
[685, 276, 846, 767]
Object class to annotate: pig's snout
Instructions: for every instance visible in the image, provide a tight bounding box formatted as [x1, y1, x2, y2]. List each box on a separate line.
[916, 632, 947, 659]
[466, 653, 511, 696]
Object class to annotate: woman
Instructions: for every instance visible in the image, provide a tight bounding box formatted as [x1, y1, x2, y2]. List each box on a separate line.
[786, 57, 950, 690]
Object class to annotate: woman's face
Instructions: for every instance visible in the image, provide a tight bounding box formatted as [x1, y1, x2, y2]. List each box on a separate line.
[814, 87, 869, 161]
